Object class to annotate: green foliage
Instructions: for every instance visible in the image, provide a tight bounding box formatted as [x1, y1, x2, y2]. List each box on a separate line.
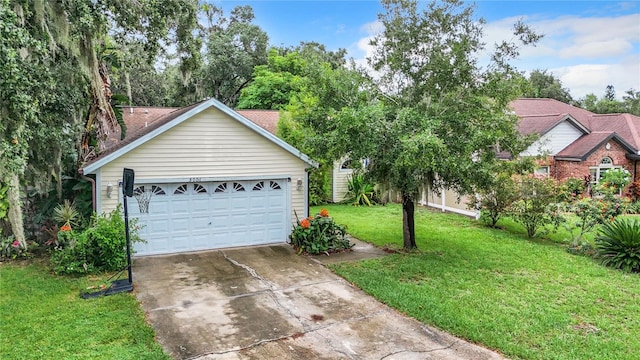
[0, 236, 26, 260]
[523, 69, 574, 104]
[50, 206, 142, 275]
[595, 218, 640, 272]
[627, 201, 640, 215]
[580, 86, 640, 116]
[345, 173, 375, 206]
[560, 197, 607, 246]
[237, 48, 306, 109]
[290, 210, 351, 255]
[1, 263, 170, 359]
[470, 172, 519, 227]
[308, 166, 332, 206]
[324, 0, 539, 249]
[0, 182, 8, 222]
[174, 4, 268, 107]
[597, 168, 631, 195]
[324, 204, 640, 360]
[52, 200, 80, 228]
[276, 111, 332, 205]
[561, 177, 588, 200]
[508, 175, 562, 238]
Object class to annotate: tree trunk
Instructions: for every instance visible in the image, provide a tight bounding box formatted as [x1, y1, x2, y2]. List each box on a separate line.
[402, 191, 417, 250]
[6, 173, 26, 248]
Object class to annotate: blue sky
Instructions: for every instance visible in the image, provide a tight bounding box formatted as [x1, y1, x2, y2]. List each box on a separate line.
[214, 1, 640, 100]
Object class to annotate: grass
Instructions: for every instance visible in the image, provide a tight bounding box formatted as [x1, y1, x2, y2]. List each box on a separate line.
[0, 260, 169, 360]
[314, 204, 640, 360]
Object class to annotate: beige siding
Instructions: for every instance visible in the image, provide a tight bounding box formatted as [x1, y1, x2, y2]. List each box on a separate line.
[96, 107, 309, 225]
[332, 158, 353, 203]
[420, 184, 479, 218]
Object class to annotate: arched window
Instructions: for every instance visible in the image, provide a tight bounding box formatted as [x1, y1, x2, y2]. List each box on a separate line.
[340, 159, 352, 170]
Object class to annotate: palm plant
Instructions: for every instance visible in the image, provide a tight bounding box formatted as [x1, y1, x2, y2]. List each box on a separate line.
[595, 218, 640, 272]
[53, 200, 80, 229]
[344, 173, 375, 206]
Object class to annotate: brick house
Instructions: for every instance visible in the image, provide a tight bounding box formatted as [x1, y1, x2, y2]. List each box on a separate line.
[509, 98, 640, 189]
[422, 98, 640, 216]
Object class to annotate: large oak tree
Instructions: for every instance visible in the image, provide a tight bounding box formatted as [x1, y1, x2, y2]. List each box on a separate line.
[328, 0, 540, 249]
[1, 0, 200, 247]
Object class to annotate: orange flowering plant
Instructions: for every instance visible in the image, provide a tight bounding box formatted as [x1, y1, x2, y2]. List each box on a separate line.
[290, 210, 352, 255]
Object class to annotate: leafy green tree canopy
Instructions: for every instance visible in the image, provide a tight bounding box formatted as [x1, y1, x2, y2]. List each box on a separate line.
[580, 85, 639, 116]
[326, 0, 540, 249]
[522, 69, 574, 104]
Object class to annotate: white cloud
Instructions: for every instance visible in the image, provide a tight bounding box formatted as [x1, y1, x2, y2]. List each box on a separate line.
[350, 12, 640, 100]
[550, 55, 640, 99]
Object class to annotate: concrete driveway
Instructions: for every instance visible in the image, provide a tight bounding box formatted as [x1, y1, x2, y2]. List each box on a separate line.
[133, 244, 505, 360]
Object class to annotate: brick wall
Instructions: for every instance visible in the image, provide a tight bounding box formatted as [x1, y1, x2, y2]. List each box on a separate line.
[552, 140, 635, 182]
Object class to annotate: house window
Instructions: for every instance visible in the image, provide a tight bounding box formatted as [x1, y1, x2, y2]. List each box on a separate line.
[589, 157, 620, 190]
[340, 159, 353, 171]
[340, 158, 370, 171]
[535, 166, 550, 176]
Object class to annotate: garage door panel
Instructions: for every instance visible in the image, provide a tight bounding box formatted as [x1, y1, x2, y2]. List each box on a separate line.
[131, 179, 288, 255]
[190, 216, 211, 232]
[211, 197, 231, 210]
[171, 199, 191, 214]
[190, 197, 210, 212]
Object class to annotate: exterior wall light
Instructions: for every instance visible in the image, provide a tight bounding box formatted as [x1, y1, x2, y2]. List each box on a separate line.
[106, 183, 114, 198]
[296, 178, 303, 191]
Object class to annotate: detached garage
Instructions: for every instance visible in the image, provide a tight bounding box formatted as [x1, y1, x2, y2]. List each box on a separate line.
[80, 99, 317, 256]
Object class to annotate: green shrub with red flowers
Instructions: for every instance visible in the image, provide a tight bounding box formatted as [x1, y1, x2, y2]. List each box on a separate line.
[290, 209, 352, 255]
[50, 205, 143, 275]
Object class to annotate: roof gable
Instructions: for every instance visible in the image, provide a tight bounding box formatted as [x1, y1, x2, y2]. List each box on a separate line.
[510, 98, 640, 157]
[81, 99, 317, 174]
[555, 132, 637, 161]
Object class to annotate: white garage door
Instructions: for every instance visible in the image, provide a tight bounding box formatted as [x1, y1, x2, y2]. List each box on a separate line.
[127, 179, 288, 256]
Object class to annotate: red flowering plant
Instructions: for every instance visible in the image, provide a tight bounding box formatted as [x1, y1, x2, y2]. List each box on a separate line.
[0, 236, 26, 260]
[49, 200, 81, 250]
[290, 209, 352, 255]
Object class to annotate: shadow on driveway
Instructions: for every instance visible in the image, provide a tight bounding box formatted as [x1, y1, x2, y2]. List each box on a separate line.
[133, 244, 505, 360]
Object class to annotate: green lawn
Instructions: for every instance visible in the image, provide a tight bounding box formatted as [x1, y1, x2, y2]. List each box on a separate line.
[314, 204, 640, 360]
[0, 261, 169, 360]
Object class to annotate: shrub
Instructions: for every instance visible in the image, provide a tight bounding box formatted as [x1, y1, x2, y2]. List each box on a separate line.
[508, 174, 563, 238]
[627, 180, 640, 202]
[290, 209, 352, 255]
[560, 177, 588, 202]
[561, 197, 606, 245]
[626, 200, 640, 215]
[344, 173, 375, 206]
[596, 168, 631, 195]
[50, 206, 142, 275]
[52, 200, 80, 228]
[470, 173, 518, 227]
[0, 236, 26, 260]
[595, 218, 640, 273]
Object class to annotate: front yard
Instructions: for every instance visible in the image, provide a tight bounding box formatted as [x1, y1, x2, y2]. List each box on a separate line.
[0, 261, 169, 360]
[315, 204, 640, 360]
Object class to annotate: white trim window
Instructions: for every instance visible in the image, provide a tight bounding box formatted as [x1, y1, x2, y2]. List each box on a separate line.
[535, 166, 550, 177]
[589, 157, 620, 191]
[339, 159, 353, 172]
